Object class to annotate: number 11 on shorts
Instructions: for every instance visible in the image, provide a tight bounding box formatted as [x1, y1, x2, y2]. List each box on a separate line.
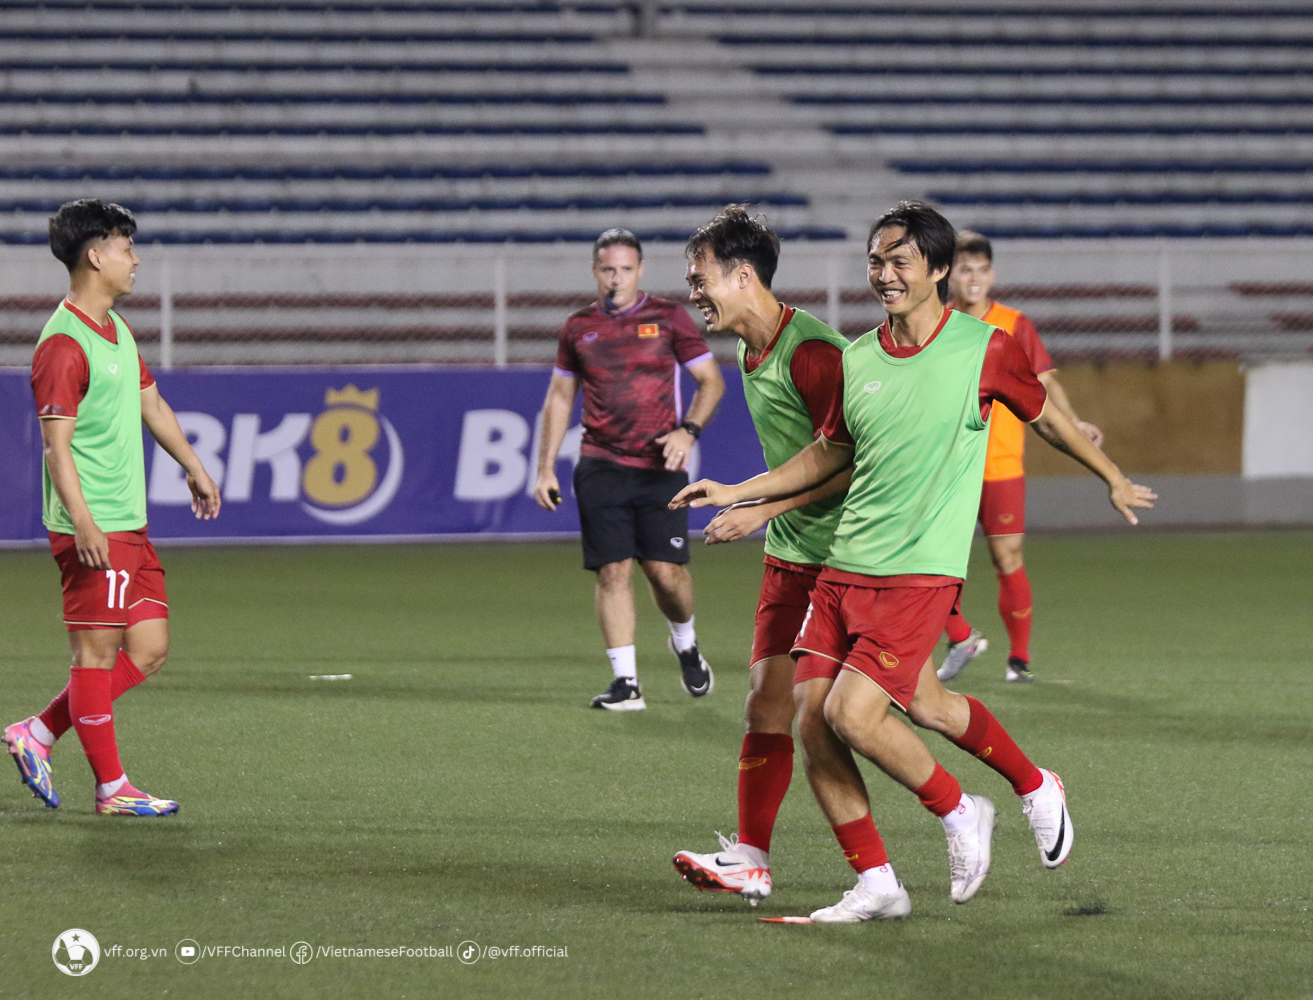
[105, 569, 129, 609]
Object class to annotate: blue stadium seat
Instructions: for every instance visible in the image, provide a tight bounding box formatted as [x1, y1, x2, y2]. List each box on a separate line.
[0, 60, 630, 74]
[831, 124, 1313, 136]
[0, 162, 772, 182]
[932, 192, 1313, 206]
[756, 65, 1309, 77]
[0, 123, 704, 136]
[0, 92, 666, 106]
[890, 160, 1313, 174]
[723, 32, 1313, 47]
[5, 30, 596, 42]
[963, 223, 1313, 238]
[0, 0, 608, 9]
[795, 95, 1313, 108]
[0, 226, 848, 245]
[0, 193, 808, 212]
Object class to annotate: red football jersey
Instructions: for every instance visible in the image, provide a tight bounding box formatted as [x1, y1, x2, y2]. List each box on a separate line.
[554, 293, 713, 469]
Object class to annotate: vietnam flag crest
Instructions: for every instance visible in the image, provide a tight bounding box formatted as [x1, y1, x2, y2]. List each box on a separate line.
[638, 323, 660, 338]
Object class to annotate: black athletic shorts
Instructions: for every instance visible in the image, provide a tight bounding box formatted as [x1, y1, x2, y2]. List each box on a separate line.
[573, 456, 690, 570]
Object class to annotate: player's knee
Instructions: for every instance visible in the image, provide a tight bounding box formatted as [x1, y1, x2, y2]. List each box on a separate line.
[821, 689, 859, 743]
[990, 539, 1024, 575]
[908, 690, 963, 736]
[744, 688, 794, 733]
[135, 646, 169, 676]
[596, 560, 632, 590]
[794, 696, 828, 747]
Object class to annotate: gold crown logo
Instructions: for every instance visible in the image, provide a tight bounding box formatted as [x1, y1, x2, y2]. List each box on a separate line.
[324, 385, 379, 411]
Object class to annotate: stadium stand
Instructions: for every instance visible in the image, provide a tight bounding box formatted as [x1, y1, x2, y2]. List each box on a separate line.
[1, 1, 1311, 365]
[3, 0, 1311, 245]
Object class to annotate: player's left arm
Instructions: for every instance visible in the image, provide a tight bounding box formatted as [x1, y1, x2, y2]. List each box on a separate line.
[656, 357, 724, 472]
[139, 382, 221, 520]
[1036, 371, 1103, 446]
[1013, 313, 1103, 446]
[989, 331, 1155, 524]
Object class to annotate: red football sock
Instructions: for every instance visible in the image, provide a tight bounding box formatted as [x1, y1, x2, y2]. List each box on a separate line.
[38, 650, 147, 741]
[945, 605, 973, 645]
[913, 762, 963, 817]
[737, 732, 794, 854]
[68, 667, 125, 785]
[949, 696, 1043, 796]
[832, 814, 888, 873]
[997, 566, 1033, 662]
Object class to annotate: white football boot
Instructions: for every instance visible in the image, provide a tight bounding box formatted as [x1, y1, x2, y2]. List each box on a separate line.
[673, 832, 771, 904]
[809, 878, 912, 923]
[1022, 768, 1073, 868]
[946, 794, 996, 903]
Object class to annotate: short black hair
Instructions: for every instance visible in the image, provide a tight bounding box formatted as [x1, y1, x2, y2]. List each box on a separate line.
[593, 227, 642, 261]
[868, 200, 956, 302]
[685, 204, 781, 289]
[955, 229, 993, 263]
[48, 198, 137, 274]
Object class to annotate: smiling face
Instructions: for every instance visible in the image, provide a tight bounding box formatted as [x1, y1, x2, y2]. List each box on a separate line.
[867, 224, 948, 319]
[949, 251, 994, 312]
[84, 230, 139, 297]
[592, 244, 643, 311]
[684, 248, 753, 333]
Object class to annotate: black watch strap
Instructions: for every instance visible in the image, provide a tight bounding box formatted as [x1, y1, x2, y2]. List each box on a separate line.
[680, 420, 702, 439]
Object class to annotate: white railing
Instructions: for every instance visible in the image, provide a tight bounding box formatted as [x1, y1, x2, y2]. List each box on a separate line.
[3, 239, 1313, 368]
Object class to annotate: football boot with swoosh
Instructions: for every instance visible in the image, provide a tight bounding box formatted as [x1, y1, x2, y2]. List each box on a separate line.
[673, 832, 771, 904]
[1022, 768, 1073, 867]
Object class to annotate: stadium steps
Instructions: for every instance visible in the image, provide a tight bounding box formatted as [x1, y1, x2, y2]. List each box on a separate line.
[5, 2, 1313, 243]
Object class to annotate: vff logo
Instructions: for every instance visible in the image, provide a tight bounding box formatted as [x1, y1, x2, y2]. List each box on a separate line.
[53, 929, 100, 977]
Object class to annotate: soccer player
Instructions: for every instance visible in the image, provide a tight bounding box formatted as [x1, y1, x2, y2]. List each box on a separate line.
[666, 207, 851, 904]
[2, 199, 221, 816]
[938, 230, 1105, 684]
[673, 202, 1154, 921]
[533, 228, 725, 710]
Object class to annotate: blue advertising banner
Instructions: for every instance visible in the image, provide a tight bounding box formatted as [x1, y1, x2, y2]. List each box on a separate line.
[0, 365, 767, 545]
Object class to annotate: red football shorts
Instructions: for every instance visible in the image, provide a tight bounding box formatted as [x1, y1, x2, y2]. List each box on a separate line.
[50, 529, 169, 631]
[979, 476, 1026, 536]
[750, 559, 823, 666]
[791, 578, 960, 711]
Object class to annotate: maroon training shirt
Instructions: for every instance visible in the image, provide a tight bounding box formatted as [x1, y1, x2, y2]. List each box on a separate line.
[554, 293, 714, 470]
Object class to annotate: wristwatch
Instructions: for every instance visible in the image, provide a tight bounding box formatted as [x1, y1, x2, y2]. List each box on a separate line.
[680, 420, 702, 439]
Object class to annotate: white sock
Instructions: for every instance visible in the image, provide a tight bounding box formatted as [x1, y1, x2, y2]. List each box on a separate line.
[28, 717, 56, 746]
[736, 841, 769, 869]
[606, 645, 637, 681]
[667, 616, 697, 652]
[860, 863, 900, 895]
[96, 774, 128, 798]
[941, 793, 978, 834]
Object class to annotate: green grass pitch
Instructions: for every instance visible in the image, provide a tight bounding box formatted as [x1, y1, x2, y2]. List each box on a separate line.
[1, 531, 1310, 999]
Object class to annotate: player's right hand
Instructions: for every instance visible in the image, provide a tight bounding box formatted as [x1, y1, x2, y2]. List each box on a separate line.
[704, 503, 769, 544]
[533, 473, 562, 511]
[670, 479, 734, 510]
[73, 522, 112, 569]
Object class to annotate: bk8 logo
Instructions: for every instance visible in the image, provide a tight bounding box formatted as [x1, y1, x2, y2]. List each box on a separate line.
[147, 384, 405, 526]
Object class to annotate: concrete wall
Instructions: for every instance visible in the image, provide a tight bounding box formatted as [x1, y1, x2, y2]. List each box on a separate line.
[1026, 360, 1244, 478]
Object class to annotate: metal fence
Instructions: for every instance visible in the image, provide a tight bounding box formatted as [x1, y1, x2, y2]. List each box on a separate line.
[2, 242, 1311, 368]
